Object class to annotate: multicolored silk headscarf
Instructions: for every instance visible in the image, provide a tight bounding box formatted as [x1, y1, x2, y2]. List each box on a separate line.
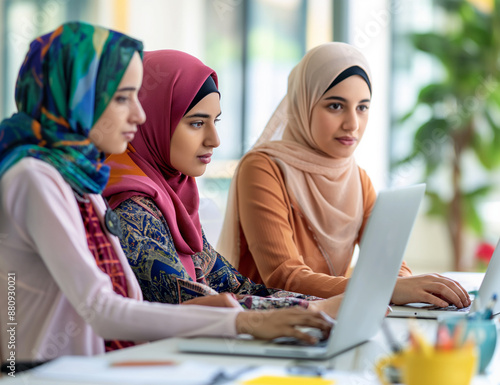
[0, 22, 143, 195]
[104, 50, 218, 256]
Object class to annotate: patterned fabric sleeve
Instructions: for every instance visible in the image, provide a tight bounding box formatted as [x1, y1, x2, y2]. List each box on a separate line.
[197, 237, 320, 309]
[115, 196, 321, 309]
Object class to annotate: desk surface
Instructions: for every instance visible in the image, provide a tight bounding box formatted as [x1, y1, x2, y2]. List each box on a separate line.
[1, 316, 499, 384]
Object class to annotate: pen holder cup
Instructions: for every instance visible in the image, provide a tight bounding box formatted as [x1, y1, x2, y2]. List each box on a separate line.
[444, 317, 497, 373]
[375, 346, 477, 385]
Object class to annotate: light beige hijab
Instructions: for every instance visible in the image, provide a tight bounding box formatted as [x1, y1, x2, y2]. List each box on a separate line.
[218, 42, 372, 276]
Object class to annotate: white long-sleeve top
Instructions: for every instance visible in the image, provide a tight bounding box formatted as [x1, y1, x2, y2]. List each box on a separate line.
[0, 158, 241, 361]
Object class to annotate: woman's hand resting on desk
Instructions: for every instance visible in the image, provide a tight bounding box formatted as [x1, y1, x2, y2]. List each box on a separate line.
[235, 307, 332, 344]
[307, 294, 344, 319]
[391, 274, 471, 308]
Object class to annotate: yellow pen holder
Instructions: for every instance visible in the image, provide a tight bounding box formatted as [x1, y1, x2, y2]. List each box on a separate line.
[375, 347, 477, 385]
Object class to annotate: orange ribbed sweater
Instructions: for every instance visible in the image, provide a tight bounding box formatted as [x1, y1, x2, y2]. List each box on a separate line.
[235, 152, 412, 299]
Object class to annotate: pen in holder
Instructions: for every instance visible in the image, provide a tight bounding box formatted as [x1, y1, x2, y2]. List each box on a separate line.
[376, 320, 478, 385]
[444, 314, 498, 373]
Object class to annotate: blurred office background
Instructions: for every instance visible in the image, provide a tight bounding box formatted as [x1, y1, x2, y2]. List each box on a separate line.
[1, 0, 499, 273]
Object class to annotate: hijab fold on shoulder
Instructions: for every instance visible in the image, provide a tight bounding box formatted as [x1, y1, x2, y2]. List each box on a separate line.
[0, 22, 143, 195]
[104, 50, 218, 256]
[218, 42, 371, 276]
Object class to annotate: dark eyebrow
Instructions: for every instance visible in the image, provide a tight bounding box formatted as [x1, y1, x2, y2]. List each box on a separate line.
[324, 96, 346, 102]
[184, 112, 222, 119]
[324, 96, 371, 103]
[115, 87, 137, 92]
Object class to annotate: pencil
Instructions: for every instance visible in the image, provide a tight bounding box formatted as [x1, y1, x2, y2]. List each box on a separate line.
[110, 360, 177, 367]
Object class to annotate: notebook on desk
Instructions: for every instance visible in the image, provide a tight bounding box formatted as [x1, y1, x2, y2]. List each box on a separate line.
[388, 238, 500, 319]
[177, 184, 426, 360]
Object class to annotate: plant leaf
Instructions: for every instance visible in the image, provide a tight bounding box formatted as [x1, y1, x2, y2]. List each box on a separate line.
[417, 83, 453, 105]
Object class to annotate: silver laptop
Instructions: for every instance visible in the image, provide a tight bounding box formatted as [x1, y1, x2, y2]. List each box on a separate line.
[389, 237, 500, 319]
[177, 184, 426, 359]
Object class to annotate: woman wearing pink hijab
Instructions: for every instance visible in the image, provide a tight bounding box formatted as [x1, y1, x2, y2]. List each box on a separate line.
[104, 50, 343, 319]
[218, 42, 471, 310]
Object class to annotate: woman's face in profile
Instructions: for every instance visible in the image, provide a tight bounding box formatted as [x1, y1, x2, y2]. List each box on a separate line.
[89, 52, 146, 155]
[309, 75, 371, 159]
[170, 92, 221, 177]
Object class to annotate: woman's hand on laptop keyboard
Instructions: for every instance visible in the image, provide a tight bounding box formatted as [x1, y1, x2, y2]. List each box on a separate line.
[235, 307, 333, 344]
[391, 274, 471, 308]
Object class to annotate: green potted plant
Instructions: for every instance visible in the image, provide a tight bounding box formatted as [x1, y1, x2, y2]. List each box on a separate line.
[393, 0, 500, 271]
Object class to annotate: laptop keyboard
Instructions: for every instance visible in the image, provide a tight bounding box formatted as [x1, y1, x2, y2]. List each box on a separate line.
[426, 304, 471, 312]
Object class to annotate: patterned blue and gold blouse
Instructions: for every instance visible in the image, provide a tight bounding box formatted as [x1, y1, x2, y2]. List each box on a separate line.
[115, 196, 318, 309]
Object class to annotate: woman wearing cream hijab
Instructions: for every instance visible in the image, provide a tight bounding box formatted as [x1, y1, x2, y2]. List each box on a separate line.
[218, 42, 471, 309]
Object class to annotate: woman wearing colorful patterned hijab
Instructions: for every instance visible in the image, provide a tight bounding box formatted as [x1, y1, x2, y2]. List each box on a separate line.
[0, 23, 333, 362]
[0, 22, 140, 193]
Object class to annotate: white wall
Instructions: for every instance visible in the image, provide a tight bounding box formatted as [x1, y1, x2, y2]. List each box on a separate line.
[127, 0, 206, 55]
[348, 0, 393, 192]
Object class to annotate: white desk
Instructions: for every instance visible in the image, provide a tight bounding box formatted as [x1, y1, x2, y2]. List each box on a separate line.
[1, 317, 499, 384]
